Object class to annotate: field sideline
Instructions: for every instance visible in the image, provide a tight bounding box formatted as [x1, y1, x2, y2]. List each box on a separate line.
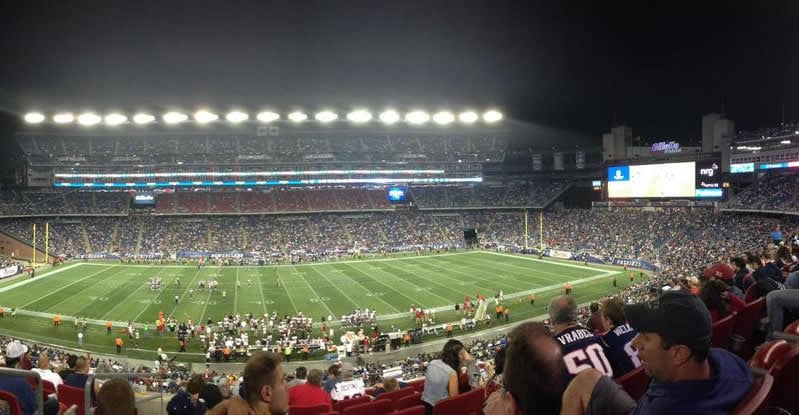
[0, 251, 646, 361]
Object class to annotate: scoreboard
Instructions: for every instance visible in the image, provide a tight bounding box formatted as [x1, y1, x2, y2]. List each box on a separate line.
[607, 160, 723, 199]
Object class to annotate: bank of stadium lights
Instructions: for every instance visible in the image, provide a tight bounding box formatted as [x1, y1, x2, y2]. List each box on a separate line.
[104, 113, 127, 126]
[379, 110, 400, 125]
[194, 110, 219, 124]
[53, 113, 75, 124]
[133, 113, 155, 125]
[432, 111, 455, 125]
[226, 111, 249, 123]
[24, 112, 45, 124]
[288, 111, 307, 122]
[458, 111, 478, 124]
[405, 110, 430, 125]
[347, 109, 372, 123]
[483, 110, 503, 123]
[77, 112, 102, 126]
[315, 110, 338, 123]
[163, 112, 188, 124]
[256, 111, 280, 123]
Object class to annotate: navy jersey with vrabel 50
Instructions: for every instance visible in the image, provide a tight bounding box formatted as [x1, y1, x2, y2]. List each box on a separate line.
[601, 323, 641, 377]
[554, 325, 614, 379]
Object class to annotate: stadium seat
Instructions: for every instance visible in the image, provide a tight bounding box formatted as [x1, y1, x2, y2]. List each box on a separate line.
[393, 393, 422, 411]
[711, 313, 737, 350]
[750, 340, 794, 370]
[333, 396, 371, 413]
[731, 372, 773, 415]
[767, 344, 799, 412]
[732, 297, 767, 359]
[57, 384, 86, 415]
[378, 387, 416, 405]
[784, 318, 799, 336]
[341, 399, 392, 415]
[396, 405, 425, 415]
[291, 403, 333, 415]
[432, 387, 485, 415]
[0, 389, 22, 415]
[614, 366, 650, 402]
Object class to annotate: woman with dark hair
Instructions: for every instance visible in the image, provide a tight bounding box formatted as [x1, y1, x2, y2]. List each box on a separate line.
[421, 339, 470, 415]
[699, 280, 746, 322]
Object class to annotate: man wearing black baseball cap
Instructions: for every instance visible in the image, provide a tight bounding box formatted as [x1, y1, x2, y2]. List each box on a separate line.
[561, 291, 753, 415]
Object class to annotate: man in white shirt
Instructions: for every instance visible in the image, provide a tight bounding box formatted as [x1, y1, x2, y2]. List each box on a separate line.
[32, 353, 63, 395]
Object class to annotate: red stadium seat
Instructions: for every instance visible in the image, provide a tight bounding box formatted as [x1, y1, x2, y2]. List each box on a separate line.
[732, 297, 767, 359]
[614, 366, 650, 402]
[57, 384, 86, 415]
[711, 313, 737, 350]
[731, 372, 773, 415]
[394, 393, 422, 411]
[342, 399, 392, 415]
[333, 396, 371, 413]
[767, 345, 799, 412]
[750, 340, 794, 370]
[378, 387, 416, 406]
[0, 389, 23, 415]
[291, 404, 333, 415]
[432, 387, 485, 415]
[397, 405, 425, 415]
[784, 318, 799, 336]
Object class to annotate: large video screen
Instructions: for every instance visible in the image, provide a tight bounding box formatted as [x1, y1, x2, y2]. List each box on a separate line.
[387, 187, 407, 202]
[607, 162, 696, 198]
[133, 192, 155, 205]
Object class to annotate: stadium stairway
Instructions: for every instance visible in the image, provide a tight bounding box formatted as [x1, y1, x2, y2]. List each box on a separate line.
[135, 219, 144, 256]
[80, 222, 92, 253]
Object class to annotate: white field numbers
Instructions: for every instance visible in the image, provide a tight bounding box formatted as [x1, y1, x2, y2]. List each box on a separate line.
[624, 340, 642, 368]
[563, 343, 614, 376]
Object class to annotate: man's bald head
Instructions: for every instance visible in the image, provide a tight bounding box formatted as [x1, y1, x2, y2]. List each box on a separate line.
[548, 295, 577, 325]
[503, 322, 566, 415]
[96, 377, 136, 415]
[74, 357, 90, 373]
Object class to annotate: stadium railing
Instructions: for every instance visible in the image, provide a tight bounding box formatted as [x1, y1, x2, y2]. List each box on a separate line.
[0, 367, 44, 415]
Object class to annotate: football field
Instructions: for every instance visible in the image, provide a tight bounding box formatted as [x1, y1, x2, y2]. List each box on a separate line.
[0, 251, 643, 360]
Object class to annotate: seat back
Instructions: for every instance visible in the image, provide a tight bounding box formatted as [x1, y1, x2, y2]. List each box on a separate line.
[342, 399, 392, 415]
[769, 345, 799, 412]
[290, 403, 333, 415]
[396, 405, 425, 415]
[711, 313, 737, 350]
[784, 318, 799, 336]
[731, 373, 773, 415]
[379, 387, 416, 404]
[614, 366, 650, 402]
[732, 297, 767, 359]
[432, 387, 485, 415]
[394, 393, 421, 411]
[333, 396, 371, 413]
[58, 384, 86, 415]
[750, 340, 793, 371]
[0, 389, 23, 415]
[42, 380, 57, 397]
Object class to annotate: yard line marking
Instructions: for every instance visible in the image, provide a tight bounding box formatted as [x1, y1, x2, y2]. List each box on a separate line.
[479, 251, 614, 272]
[0, 263, 82, 294]
[234, 267, 240, 314]
[133, 268, 201, 322]
[306, 265, 399, 313]
[273, 268, 300, 315]
[343, 262, 445, 308]
[19, 266, 118, 309]
[252, 267, 268, 315]
[441, 256, 555, 288]
[95, 264, 160, 319]
[288, 266, 336, 317]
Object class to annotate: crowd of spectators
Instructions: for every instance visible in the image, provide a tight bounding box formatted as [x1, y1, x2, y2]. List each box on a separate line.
[726, 172, 799, 212]
[410, 182, 569, 209]
[0, 191, 129, 217]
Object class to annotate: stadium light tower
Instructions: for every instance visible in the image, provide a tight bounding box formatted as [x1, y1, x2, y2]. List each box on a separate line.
[458, 111, 478, 124]
[24, 112, 45, 124]
[133, 113, 155, 125]
[226, 111, 249, 123]
[347, 109, 372, 123]
[163, 112, 188, 124]
[405, 110, 430, 125]
[53, 112, 75, 124]
[77, 112, 102, 126]
[256, 111, 280, 123]
[288, 111, 308, 122]
[315, 110, 338, 123]
[432, 111, 455, 125]
[104, 113, 128, 126]
[483, 110, 503, 123]
[194, 110, 219, 124]
[379, 110, 400, 125]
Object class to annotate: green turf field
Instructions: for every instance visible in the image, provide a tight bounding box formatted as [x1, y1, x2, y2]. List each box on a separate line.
[0, 251, 644, 361]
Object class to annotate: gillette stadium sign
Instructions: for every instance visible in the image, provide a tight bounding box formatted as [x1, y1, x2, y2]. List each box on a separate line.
[651, 141, 682, 154]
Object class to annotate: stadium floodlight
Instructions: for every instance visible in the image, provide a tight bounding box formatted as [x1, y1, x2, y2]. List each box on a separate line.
[24, 112, 45, 124]
[482, 110, 503, 123]
[163, 112, 188, 124]
[315, 111, 338, 123]
[77, 112, 102, 126]
[288, 111, 308, 122]
[133, 113, 155, 125]
[194, 110, 219, 124]
[53, 113, 75, 124]
[256, 111, 280, 123]
[346, 109, 372, 123]
[104, 113, 127, 126]
[781, 140, 791, 145]
[432, 111, 455, 125]
[458, 111, 478, 124]
[379, 110, 400, 125]
[405, 110, 430, 125]
[226, 111, 249, 123]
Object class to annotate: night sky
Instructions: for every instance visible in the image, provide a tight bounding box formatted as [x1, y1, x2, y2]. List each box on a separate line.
[0, 0, 797, 145]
